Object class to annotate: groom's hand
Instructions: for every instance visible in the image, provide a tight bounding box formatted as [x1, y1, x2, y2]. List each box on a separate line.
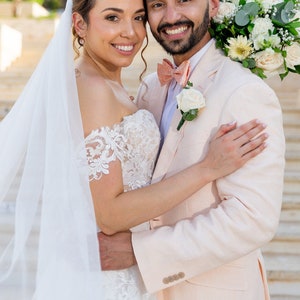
[98, 231, 137, 270]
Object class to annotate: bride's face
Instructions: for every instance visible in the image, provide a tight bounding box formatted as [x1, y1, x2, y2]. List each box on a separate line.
[76, 0, 146, 68]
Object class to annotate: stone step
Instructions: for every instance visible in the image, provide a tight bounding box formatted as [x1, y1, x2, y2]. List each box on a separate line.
[285, 133, 300, 151]
[282, 107, 300, 122]
[283, 171, 300, 195]
[285, 151, 300, 171]
[279, 207, 300, 222]
[282, 194, 300, 209]
[274, 220, 300, 242]
[268, 281, 300, 300]
[283, 184, 300, 196]
[264, 253, 300, 280]
[266, 75, 300, 100]
[284, 170, 300, 182]
[278, 92, 300, 107]
[263, 241, 300, 256]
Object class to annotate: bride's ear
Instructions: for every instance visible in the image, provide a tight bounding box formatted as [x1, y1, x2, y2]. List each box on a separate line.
[72, 12, 87, 38]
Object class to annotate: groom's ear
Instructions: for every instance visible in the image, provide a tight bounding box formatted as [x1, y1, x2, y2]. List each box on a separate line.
[72, 12, 87, 38]
[209, 0, 219, 18]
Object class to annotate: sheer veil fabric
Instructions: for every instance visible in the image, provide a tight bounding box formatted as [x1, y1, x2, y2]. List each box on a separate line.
[0, 0, 105, 298]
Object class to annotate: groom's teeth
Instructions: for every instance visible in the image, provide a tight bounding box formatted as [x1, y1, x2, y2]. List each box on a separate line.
[115, 45, 134, 51]
[166, 26, 187, 35]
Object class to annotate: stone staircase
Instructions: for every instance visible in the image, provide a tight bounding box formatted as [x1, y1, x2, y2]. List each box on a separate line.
[0, 19, 299, 300]
[0, 18, 56, 119]
[262, 75, 300, 300]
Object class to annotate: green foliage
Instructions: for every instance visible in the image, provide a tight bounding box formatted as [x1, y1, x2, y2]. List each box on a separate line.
[210, 0, 300, 80]
[43, 0, 65, 9]
[235, 3, 260, 26]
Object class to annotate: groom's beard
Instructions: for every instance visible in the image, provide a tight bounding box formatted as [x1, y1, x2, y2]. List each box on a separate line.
[150, 7, 210, 56]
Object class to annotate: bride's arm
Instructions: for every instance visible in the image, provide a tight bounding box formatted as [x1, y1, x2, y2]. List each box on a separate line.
[90, 119, 267, 235]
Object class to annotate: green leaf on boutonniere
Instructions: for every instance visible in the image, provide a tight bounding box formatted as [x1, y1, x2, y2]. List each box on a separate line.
[177, 109, 199, 130]
[182, 109, 198, 121]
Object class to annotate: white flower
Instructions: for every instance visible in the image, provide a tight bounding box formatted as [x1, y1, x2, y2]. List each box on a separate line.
[251, 17, 274, 38]
[214, 2, 237, 23]
[253, 48, 285, 77]
[252, 35, 265, 51]
[252, 33, 281, 50]
[227, 35, 253, 60]
[258, 0, 284, 12]
[230, 0, 240, 5]
[268, 34, 281, 48]
[285, 42, 300, 70]
[176, 83, 206, 130]
[176, 88, 205, 113]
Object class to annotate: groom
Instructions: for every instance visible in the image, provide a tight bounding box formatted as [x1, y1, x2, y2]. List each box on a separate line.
[99, 0, 285, 298]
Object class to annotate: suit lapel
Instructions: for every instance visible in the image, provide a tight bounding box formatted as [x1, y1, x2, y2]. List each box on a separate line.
[152, 42, 224, 182]
[148, 83, 169, 126]
[152, 109, 184, 182]
[189, 42, 223, 95]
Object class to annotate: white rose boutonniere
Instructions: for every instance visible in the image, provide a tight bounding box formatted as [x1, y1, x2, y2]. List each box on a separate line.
[176, 81, 206, 131]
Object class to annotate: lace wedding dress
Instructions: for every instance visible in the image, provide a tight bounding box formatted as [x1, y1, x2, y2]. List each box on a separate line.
[85, 109, 160, 300]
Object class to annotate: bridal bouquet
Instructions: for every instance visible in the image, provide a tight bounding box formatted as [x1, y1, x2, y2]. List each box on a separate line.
[209, 0, 300, 79]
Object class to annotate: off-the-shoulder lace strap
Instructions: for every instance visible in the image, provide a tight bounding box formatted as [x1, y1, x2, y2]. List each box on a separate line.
[85, 126, 127, 181]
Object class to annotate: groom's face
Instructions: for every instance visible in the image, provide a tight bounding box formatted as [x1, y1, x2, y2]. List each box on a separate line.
[145, 0, 219, 60]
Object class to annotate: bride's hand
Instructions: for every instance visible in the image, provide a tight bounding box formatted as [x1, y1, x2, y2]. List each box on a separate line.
[203, 119, 268, 179]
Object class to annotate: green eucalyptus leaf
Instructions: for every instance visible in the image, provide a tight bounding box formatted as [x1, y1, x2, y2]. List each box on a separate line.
[243, 58, 256, 69]
[242, 2, 260, 16]
[273, 0, 294, 24]
[235, 10, 250, 26]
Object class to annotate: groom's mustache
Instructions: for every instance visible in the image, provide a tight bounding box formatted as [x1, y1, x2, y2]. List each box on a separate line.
[157, 20, 194, 34]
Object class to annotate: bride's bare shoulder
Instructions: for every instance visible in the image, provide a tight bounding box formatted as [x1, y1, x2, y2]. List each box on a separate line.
[75, 68, 119, 135]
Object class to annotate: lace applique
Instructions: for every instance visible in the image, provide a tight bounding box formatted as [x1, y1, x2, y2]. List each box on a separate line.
[102, 266, 156, 300]
[85, 110, 160, 190]
[85, 125, 127, 181]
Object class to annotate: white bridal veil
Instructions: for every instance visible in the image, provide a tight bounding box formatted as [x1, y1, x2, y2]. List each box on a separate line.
[0, 0, 104, 299]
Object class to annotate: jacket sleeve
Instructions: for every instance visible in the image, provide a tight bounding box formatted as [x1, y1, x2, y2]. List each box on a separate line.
[132, 80, 286, 293]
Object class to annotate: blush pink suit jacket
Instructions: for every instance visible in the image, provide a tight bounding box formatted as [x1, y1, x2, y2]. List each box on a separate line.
[133, 41, 286, 300]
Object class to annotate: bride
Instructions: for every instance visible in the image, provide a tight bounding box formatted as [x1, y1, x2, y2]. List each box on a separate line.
[0, 0, 267, 299]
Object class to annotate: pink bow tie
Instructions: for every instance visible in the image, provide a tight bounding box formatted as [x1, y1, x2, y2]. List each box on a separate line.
[157, 59, 191, 87]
